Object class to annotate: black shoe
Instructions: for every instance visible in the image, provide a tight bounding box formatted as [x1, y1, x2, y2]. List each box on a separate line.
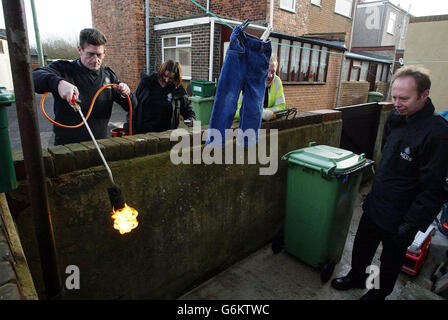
[359, 289, 386, 300]
[331, 275, 366, 291]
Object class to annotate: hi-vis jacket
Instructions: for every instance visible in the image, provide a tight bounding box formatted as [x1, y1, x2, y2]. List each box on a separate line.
[234, 75, 286, 120]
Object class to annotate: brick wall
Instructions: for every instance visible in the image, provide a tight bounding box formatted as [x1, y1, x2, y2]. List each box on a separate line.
[91, 0, 146, 91]
[273, 0, 309, 37]
[338, 81, 370, 106]
[308, 0, 354, 45]
[283, 49, 342, 111]
[211, 0, 267, 21]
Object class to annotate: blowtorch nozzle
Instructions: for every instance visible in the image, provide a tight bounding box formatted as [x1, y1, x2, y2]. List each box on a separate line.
[108, 184, 125, 211]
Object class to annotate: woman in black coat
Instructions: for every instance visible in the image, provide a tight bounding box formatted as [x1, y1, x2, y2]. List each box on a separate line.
[128, 60, 195, 133]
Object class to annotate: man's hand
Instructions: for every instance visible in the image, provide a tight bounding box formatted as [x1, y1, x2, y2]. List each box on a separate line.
[394, 222, 418, 249]
[262, 109, 275, 121]
[57, 80, 79, 105]
[114, 83, 131, 96]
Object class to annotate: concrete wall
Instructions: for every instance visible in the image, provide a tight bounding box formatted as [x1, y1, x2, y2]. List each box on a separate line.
[7, 111, 343, 299]
[404, 15, 448, 113]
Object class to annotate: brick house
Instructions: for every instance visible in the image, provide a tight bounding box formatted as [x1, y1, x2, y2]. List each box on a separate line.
[91, 0, 387, 110]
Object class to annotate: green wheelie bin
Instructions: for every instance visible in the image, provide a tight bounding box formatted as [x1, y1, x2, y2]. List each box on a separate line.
[279, 142, 373, 282]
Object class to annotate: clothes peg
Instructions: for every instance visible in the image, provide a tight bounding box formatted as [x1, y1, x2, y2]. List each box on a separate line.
[240, 18, 250, 31]
[260, 25, 273, 41]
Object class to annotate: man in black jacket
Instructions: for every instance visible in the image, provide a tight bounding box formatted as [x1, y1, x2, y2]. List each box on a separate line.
[331, 65, 448, 300]
[33, 28, 134, 145]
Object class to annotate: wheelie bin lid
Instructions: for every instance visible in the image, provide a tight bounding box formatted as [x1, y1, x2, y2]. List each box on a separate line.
[282, 142, 367, 176]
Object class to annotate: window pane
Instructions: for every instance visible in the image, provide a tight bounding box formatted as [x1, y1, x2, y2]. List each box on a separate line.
[280, 0, 295, 10]
[279, 39, 290, 81]
[289, 41, 301, 81]
[350, 67, 360, 81]
[382, 65, 389, 82]
[300, 43, 311, 81]
[376, 64, 382, 82]
[335, 0, 353, 17]
[177, 48, 191, 77]
[163, 37, 176, 47]
[178, 36, 191, 45]
[310, 45, 320, 82]
[387, 12, 396, 34]
[360, 61, 369, 81]
[164, 48, 176, 61]
[318, 47, 328, 82]
[342, 58, 350, 81]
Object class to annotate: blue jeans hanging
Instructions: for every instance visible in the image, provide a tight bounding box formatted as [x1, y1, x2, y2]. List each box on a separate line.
[206, 25, 271, 147]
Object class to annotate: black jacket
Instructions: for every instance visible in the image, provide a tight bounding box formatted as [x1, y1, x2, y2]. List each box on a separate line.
[33, 59, 135, 144]
[363, 98, 448, 233]
[130, 72, 195, 134]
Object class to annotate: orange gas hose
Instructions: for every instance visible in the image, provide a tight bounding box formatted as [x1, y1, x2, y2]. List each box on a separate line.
[40, 83, 132, 135]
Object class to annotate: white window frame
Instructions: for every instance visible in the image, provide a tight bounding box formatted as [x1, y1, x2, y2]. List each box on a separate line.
[334, 0, 353, 18]
[161, 34, 192, 79]
[280, 0, 296, 13]
[387, 12, 397, 35]
[311, 0, 321, 7]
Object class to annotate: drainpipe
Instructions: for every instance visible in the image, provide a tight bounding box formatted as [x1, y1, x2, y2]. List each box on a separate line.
[270, 0, 274, 28]
[2, 0, 63, 299]
[335, 51, 346, 108]
[348, 0, 358, 52]
[207, 0, 210, 11]
[30, 0, 45, 66]
[145, 0, 150, 74]
[209, 18, 214, 81]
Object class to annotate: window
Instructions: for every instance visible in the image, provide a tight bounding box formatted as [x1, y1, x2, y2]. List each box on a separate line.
[335, 0, 353, 18]
[382, 65, 389, 82]
[311, 0, 321, 6]
[280, 0, 296, 13]
[279, 39, 290, 81]
[360, 61, 369, 81]
[274, 37, 329, 83]
[376, 64, 383, 82]
[387, 12, 396, 35]
[162, 34, 192, 78]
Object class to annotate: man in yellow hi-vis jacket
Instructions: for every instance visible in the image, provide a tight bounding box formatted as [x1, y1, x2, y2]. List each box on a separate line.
[234, 55, 286, 121]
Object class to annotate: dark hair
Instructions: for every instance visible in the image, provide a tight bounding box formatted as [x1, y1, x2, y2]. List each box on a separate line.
[392, 65, 431, 96]
[79, 28, 107, 49]
[158, 60, 183, 88]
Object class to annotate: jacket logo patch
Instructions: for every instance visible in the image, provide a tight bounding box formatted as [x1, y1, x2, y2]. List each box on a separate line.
[400, 146, 413, 162]
[167, 93, 173, 103]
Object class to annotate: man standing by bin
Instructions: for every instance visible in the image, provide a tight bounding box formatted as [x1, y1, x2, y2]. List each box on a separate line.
[331, 65, 448, 300]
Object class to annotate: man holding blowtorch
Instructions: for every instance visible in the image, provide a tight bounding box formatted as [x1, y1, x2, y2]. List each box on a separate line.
[33, 28, 135, 145]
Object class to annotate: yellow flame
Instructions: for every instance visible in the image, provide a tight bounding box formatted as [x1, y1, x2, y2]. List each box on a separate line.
[111, 203, 139, 234]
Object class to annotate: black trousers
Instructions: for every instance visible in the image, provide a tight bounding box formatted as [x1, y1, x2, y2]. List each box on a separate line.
[348, 212, 415, 297]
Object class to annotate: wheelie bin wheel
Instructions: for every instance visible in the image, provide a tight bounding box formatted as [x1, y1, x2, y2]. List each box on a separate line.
[320, 263, 335, 283]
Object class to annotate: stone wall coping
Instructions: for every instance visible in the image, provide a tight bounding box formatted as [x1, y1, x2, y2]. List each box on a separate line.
[12, 111, 340, 180]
